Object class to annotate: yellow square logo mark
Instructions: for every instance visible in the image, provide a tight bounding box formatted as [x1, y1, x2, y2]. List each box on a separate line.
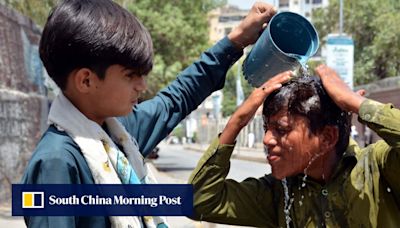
[22, 192, 44, 209]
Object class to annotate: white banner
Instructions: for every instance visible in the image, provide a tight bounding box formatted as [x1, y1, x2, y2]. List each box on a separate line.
[326, 35, 354, 89]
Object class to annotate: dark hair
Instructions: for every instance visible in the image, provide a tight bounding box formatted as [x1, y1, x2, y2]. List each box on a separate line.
[39, 0, 153, 90]
[262, 76, 351, 154]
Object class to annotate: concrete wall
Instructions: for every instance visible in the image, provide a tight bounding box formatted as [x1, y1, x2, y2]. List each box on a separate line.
[0, 4, 48, 204]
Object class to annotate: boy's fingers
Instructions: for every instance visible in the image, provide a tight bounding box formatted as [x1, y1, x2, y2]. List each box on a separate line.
[273, 71, 292, 84]
[255, 71, 291, 99]
[260, 79, 285, 93]
[259, 83, 282, 96]
[315, 64, 331, 78]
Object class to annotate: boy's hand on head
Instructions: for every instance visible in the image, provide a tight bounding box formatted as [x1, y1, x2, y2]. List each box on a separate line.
[315, 64, 366, 114]
[220, 71, 291, 145]
[246, 70, 291, 110]
[228, 2, 276, 49]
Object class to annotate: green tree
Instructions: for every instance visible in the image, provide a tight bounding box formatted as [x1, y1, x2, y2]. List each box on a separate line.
[313, 0, 400, 85]
[221, 60, 253, 117]
[126, 0, 226, 99]
[2, 0, 57, 26]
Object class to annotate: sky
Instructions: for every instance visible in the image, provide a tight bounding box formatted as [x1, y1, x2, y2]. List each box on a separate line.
[227, 0, 274, 10]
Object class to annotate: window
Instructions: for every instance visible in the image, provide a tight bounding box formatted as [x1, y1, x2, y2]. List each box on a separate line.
[218, 16, 245, 23]
[279, 0, 289, 7]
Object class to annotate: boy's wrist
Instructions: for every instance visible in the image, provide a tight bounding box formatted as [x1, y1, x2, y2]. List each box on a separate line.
[345, 95, 366, 114]
[228, 28, 246, 50]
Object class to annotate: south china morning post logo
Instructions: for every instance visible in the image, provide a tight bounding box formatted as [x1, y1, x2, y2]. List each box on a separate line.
[13, 184, 193, 216]
[22, 192, 44, 208]
[48, 194, 182, 207]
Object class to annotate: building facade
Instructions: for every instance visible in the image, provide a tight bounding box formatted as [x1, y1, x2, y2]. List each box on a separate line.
[208, 5, 248, 44]
[277, 0, 329, 21]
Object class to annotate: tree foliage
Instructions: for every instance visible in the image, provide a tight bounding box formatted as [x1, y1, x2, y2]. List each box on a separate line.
[2, 0, 57, 26]
[125, 0, 226, 99]
[222, 61, 253, 117]
[312, 0, 400, 85]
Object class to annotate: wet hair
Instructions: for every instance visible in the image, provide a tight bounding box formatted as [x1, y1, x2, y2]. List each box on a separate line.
[262, 76, 351, 154]
[39, 0, 153, 90]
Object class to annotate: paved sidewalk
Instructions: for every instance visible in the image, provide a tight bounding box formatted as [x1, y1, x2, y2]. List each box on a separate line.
[0, 205, 25, 228]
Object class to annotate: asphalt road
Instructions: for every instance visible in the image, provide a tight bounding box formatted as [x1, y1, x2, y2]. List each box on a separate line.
[152, 143, 271, 183]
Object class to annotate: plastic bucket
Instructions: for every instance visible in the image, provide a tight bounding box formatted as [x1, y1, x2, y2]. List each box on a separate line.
[242, 12, 319, 87]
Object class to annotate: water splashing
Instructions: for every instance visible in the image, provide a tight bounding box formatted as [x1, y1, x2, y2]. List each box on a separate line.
[299, 63, 310, 77]
[304, 152, 325, 174]
[282, 178, 294, 228]
[299, 194, 305, 206]
[301, 175, 308, 188]
[293, 63, 311, 78]
[301, 151, 326, 188]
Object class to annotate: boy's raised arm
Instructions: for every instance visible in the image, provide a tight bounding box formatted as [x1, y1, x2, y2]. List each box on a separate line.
[119, 3, 277, 156]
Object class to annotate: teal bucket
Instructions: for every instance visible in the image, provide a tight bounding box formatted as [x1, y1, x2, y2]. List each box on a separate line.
[243, 12, 319, 87]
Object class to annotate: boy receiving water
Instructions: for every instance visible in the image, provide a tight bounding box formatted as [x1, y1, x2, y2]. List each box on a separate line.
[189, 66, 400, 227]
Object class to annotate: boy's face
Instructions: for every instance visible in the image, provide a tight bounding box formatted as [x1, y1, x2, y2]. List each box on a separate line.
[89, 64, 147, 118]
[263, 110, 324, 180]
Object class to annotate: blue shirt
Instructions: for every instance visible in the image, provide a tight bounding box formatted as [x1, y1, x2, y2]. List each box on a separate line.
[21, 37, 242, 228]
